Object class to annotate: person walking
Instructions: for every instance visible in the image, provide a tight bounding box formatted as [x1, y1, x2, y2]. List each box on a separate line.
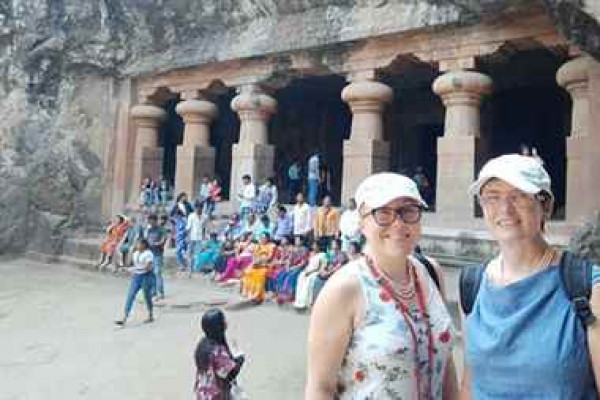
[460, 154, 600, 399]
[188, 202, 207, 273]
[115, 238, 154, 326]
[306, 172, 457, 399]
[146, 214, 167, 300]
[194, 309, 245, 400]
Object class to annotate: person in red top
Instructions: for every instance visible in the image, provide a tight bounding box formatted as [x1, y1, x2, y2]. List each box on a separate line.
[205, 178, 222, 217]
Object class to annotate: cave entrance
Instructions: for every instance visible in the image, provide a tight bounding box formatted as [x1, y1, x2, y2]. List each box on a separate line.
[380, 58, 445, 210]
[478, 47, 570, 219]
[271, 75, 351, 205]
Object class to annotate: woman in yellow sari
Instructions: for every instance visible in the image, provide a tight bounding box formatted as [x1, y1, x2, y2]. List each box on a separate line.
[241, 233, 275, 303]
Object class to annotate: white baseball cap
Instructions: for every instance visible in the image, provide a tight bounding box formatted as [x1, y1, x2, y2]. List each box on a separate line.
[468, 154, 553, 199]
[355, 172, 427, 210]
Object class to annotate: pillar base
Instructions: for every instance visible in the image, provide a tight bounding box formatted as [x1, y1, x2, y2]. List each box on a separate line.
[175, 146, 216, 198]
[341, 139, 390, 204]
[435, 136, 476, 224]
[230, 142, 275, 209]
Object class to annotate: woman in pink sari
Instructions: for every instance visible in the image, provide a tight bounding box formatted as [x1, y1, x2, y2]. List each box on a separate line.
[218, 232, 255, 282]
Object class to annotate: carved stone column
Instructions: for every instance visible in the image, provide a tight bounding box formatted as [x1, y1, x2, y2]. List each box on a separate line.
[130, 104, 166, 204]
[230, 84, 277, 208]
[175, 98, 218, 197]
[341, 79, 393, 203]
[433, 70, 492, 222]
[557, 56, 592, 223]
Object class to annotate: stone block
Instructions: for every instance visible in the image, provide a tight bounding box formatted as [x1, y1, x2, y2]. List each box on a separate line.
[341, 139, 390, 204]
[230, 142, 275, 209]
[435, 136, 476, 224]
[175, 146, 216, 197]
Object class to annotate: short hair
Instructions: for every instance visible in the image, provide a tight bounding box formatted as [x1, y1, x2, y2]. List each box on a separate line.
[242, 174, 251, 180]
[137, 238, 150, 250]
[278, 205, 287, 213]
[148, 213, 158, 221]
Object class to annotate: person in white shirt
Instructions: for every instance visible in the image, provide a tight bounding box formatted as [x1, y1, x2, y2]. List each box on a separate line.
[115, 238, 154, 326]
[237, 174, 256, 219]
[256, 177, 278, 215]
[339, 197, 362, 253]
[187, 202, 206, 273]
[292, 192, 312, 244]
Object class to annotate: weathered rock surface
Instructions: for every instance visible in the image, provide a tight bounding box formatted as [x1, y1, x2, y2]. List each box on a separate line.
[569, 212, 600, 265]
[0, 0, 598, 253]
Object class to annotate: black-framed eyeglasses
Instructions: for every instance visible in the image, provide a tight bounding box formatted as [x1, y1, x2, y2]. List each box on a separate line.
[365, 205, 424, 226]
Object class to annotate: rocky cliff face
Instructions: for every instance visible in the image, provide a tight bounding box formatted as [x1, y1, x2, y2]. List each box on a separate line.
[0, 0, 598, 254]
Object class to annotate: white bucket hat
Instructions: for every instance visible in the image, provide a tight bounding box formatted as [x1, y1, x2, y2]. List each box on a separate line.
[355, 172, 427, 210]
[468, 154, 553, 199]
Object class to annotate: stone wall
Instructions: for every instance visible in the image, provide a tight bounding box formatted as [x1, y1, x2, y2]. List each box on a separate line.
[0, 0, 599, 253]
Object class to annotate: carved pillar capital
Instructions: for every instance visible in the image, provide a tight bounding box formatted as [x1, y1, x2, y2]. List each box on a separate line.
[433, 70, 492, 108]
[557, 56, 590, 98]
[175, 99, 218, 147]
[131, 104, 167, 130]
[231, 85, 277, 120]
[341, 79, 393, 142]
[176, 99, 218, 125]
[231, 85, 277, 144]
[342, 80, 393, 114]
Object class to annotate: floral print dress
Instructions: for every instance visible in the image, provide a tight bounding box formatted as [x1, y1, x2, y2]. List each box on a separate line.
[338, 256, 456, 399]
[195, 344, 237, 400]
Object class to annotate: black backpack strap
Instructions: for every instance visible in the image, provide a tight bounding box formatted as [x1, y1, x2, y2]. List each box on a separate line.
[459, 263, 487, 315]
[559, 251, 596, 327]
[412, 252, 440, 291]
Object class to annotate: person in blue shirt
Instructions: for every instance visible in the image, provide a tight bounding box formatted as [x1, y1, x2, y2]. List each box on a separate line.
[462, 154, 600, 399]
[272, 206, 293, 244]
[194, 232, 223, 274]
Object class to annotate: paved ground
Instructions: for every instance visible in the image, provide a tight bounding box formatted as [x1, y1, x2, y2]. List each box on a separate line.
[0, 258, 308, 400]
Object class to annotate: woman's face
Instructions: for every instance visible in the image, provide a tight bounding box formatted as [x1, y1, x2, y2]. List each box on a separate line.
[361, 197, 422, 259]
[479, 179, 547, 243]
[259, 234, 268, 245]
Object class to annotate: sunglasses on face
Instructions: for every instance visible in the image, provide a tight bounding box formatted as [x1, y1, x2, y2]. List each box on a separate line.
[364, 204, 424, 226]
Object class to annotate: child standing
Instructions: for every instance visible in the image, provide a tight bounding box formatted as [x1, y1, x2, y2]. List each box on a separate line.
[115, 238, 154, 326]
[194, 309, 245, 400]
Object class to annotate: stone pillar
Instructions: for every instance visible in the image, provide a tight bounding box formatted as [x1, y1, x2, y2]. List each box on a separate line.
[174, 98, 218, 198]
[433, 70, 492, 222]
[130, 104, 166, 204]
[557, 56, 592, 223]
[341, 79, 393, 203]
[230, 84, 277, 208]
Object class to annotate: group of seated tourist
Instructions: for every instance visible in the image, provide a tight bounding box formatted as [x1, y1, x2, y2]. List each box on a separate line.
[189, 229, 362, 308]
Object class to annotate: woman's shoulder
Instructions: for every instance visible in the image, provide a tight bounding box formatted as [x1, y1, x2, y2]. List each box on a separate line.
[325, 259, 364, 291]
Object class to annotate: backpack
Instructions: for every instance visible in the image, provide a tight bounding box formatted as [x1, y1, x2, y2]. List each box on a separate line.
[459, 251, 597, 328]
[413, 252, 441, 291]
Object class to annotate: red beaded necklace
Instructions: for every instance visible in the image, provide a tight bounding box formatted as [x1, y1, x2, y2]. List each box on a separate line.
[365, 255, 436, 400]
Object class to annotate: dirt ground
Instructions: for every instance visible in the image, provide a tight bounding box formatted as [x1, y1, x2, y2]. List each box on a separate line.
[0, 258, 308, 400]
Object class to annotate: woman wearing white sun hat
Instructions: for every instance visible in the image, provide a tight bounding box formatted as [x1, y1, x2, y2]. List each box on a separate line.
[306, 172, 458, 400]
[460, 154, 600, 399]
